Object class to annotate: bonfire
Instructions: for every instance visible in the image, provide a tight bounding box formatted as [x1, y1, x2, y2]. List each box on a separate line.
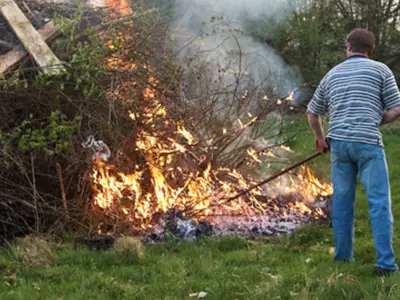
[0, 0, 331, 240]
[86, 0, 333, 240]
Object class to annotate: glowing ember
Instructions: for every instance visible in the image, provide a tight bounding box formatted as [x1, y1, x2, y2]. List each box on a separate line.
[286, 91, 294, 101]
[280, 145, 293, 153]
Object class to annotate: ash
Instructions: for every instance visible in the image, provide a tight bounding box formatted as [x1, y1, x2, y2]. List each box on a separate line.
[142, 196, 331, 243]
[210, 214, 313, 237]
[142, 209, 214, 244]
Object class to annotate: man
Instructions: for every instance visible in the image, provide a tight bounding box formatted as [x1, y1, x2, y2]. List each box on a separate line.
[307, 28, 400, 276]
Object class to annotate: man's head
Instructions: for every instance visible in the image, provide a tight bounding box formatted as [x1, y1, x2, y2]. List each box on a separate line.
[346, 28, 376, 58]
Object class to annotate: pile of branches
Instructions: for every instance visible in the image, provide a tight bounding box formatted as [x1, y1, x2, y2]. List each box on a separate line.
[0, 2, 162, 238]
[0, 2, 303, 239]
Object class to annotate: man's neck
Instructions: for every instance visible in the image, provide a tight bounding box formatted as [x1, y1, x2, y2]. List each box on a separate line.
[347, 52, 369, 59]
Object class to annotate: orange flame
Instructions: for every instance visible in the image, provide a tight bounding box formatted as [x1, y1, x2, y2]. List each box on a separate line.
[105, 0, 132, 16]
[296, 166, 333, 201]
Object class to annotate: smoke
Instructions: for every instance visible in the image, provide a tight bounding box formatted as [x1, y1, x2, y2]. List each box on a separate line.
[172, 0, 301, 98]
[174, 0, 294, 30]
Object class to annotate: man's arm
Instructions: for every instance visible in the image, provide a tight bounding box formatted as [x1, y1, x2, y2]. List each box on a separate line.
[381, 106, 400, 125]
[381, 70, 400, 125]
[307, 112, 328, 153]
[307, 77, 329, 153]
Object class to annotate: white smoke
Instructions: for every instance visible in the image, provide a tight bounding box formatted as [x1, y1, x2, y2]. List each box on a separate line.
[172, 0, 301, 97]
[174, 0, 294, 30]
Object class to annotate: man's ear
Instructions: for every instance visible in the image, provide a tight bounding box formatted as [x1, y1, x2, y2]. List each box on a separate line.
[368, 47, 375, 58]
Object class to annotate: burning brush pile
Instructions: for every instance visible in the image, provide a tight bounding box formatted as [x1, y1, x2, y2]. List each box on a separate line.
[0, 0, 332, 241]
[86, 2, 333, 241]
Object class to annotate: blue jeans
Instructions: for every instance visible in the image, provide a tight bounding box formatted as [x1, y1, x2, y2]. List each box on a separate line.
[330, 139, 398, 270]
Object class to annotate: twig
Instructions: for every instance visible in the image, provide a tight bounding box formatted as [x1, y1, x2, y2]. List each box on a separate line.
[22, 1, 37, 22]
[31, 153, 39, 234]
[56, 163, 69, 216]
[0, 40, 14, 51]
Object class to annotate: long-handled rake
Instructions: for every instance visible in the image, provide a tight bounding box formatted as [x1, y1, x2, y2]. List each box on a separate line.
[192, 151, 324, 215]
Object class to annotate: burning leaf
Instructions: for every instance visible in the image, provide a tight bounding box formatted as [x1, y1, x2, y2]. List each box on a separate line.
[143, 88, 155, 99]
[156, 107, 167, 117]
[177, 125, 195, 145]
[263, 151, 276, 157]
[128, 111, 136, 120]
[247, 148, 261, 164]
[242, 117, 258, 129]
[280, 145, 293, 153]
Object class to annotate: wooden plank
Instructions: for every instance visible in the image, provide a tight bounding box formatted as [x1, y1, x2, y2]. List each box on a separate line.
[0, 20, 60, 73]
[86, 0, 106, 8]
[0, 0, 65, 75]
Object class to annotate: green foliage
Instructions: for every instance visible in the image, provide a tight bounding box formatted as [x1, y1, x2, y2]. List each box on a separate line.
[0, 7, 115, 169]
[0, 111, 80, 165]
[51, 7, 111, 97]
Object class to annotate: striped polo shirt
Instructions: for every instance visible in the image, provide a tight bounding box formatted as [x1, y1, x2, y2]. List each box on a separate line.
[307, 55, 400, 146]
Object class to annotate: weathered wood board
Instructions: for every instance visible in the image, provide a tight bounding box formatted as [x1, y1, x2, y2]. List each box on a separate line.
[0, 20, 60, 73]
[0, 0, 65, 75]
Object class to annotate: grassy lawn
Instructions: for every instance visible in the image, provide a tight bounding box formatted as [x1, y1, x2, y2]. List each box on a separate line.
[1, 118, 400, 299]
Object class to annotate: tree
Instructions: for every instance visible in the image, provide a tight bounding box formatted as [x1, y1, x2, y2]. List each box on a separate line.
[245, 0, 400, 83]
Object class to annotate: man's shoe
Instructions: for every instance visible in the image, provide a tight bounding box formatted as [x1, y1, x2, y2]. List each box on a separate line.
[373, 266, 399, 277]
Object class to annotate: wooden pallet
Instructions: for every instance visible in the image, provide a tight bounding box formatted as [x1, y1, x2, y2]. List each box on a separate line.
[0, 0, 64, 75]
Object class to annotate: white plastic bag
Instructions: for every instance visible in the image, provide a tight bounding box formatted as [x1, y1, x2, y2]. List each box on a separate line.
[82, 135, 111, 162]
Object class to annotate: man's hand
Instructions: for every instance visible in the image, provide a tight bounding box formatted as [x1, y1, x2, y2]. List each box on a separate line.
[381, 106, 400, 125]
[307, 112, 329, 154]
[315, 137, 329, 153]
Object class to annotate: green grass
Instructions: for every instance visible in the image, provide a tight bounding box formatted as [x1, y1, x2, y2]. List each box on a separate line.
[1, 117, 400, 299]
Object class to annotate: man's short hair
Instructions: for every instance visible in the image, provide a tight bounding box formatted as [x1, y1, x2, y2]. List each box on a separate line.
[346, 28, 376, 56]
